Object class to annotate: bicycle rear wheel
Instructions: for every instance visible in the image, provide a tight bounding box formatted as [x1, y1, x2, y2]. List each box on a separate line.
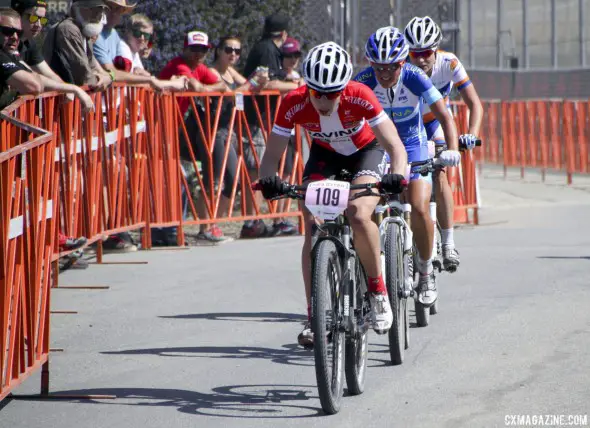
[385, 222, 406, 365]
[345, 256, 369, 395]
[312, 239, 345, 414]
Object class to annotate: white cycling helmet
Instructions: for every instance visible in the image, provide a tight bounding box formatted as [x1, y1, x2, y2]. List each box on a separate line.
[302, 41, 353, 92]
[404, 16, 442, 50]
[365, 26, 409, 64]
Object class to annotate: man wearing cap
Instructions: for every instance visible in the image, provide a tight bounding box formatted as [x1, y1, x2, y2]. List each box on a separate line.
[239, 12, 300, 239]
[159, 30, 228, 109]
[10, 0, 94, 111]
[43, 0, 112, 89]
[154, 30, 228, 245]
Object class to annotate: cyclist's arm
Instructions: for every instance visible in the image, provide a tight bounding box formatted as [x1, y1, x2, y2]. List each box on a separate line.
[458, 84, 483, 136]
[372, 118, 407, 176]
[259, 132, 290, 178]
[430, 99, 458, 151]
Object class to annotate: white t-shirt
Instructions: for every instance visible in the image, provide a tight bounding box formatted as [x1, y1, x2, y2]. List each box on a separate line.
[114, 40, 144, 72]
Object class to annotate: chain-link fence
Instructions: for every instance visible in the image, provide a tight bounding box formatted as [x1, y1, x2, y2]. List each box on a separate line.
[301, 0, 394, 67]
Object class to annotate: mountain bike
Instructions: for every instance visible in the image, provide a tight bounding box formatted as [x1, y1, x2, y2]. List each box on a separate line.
[259, 174, 405, 414]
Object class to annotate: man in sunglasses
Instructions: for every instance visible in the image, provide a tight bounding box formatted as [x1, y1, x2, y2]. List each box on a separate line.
[405, 16, 484, 272]
[10, 0, 94, 111]
[0, 7, 95, 113]
[0, 7, 42, 108]
[257, 42, 409, 345]
[355, 26, 460, 307]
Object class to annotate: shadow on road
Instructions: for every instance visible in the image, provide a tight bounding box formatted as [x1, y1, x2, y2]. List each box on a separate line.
[10, 384, 323, 418]
[159, 312, 307, 323]
[101, 343, 314, 367]
[537, 256, 590, 260]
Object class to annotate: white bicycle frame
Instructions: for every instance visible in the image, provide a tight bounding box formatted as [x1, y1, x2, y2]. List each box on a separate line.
[376, 200, 414, 295]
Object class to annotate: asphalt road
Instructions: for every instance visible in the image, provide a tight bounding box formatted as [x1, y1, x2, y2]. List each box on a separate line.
[1, 166, 589, 428]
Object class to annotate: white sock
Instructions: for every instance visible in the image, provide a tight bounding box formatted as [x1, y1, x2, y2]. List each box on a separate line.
[441, 228, 455, 248]
[417, 254, 433, 276]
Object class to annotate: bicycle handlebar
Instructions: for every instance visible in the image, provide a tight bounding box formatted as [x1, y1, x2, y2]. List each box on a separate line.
[252, 179, 408, 201]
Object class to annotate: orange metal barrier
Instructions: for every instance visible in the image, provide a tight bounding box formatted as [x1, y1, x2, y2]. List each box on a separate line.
[448, 102, 480, 224]
[1, 96, 58, 401]
[479, 100, 590, 184]
[174, 91, 305, 230]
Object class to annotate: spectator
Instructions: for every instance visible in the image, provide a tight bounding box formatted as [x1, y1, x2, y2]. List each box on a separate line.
[281, 37, 304, 84]
[158, 30, 235, 242]
[42, 0, 112, 89]
[11, 0, 95, 111]
[240, 12, 299, 238]
[113, 13, 187, 91]
[269, 36, 306, 236]
[93, 0, 165, 90]
[207, 35, 269, 240]
[0, 7, 43, 109]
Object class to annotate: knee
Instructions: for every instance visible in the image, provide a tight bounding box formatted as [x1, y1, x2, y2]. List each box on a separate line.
[411, 200, 429, 217]
[347, 204, 373, 230]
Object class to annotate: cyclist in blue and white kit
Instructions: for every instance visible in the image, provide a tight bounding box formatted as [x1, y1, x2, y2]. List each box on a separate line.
[354, 26, 460, 306]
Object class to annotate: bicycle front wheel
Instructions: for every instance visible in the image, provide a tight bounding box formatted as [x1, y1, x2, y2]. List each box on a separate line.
[312, 239, 345, 415]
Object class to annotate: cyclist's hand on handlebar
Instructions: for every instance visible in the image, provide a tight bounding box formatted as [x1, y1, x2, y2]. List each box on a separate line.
[439, 150, 462, 167]
[459, 134, 478, 150]
[258, 176, 289, 199]
[380, 173, 407, 194]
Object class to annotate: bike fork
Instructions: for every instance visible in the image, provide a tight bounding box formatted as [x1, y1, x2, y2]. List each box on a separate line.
[430, 173, 438, 261]
[342, 225, 352, 334]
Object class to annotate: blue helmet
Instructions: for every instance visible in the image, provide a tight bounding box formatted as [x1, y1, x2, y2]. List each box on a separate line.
[365, 26, 409, 64]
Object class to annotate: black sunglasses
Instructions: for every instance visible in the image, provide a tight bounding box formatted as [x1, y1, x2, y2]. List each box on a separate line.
[223, 46, 241, 55]
[189, 45, 209, 54]
[132, 28, 152, 41]
[0, 26, 23, 38]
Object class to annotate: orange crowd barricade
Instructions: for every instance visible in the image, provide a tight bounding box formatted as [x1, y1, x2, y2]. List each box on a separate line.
[1, 96, 58, 401]
[478, 99, 590, 184]
[174, 90, 305, 231]
[449, 102, 480, 224]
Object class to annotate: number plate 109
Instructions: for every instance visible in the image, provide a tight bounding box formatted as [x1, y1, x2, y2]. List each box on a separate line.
[304, 180, 350, 220]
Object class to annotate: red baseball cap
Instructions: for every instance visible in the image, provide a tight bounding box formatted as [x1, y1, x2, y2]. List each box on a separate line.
[184, 31, 212, 49]
[282, 38, 301, 55]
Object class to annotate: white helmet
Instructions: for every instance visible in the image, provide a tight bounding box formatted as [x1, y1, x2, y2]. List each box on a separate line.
[404, 16, 442, 50]
[302, 41, 353, 92]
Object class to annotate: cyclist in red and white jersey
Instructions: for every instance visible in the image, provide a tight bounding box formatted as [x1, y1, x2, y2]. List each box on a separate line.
[405, 16, 484, 271]
[257, 41, 408, 347]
